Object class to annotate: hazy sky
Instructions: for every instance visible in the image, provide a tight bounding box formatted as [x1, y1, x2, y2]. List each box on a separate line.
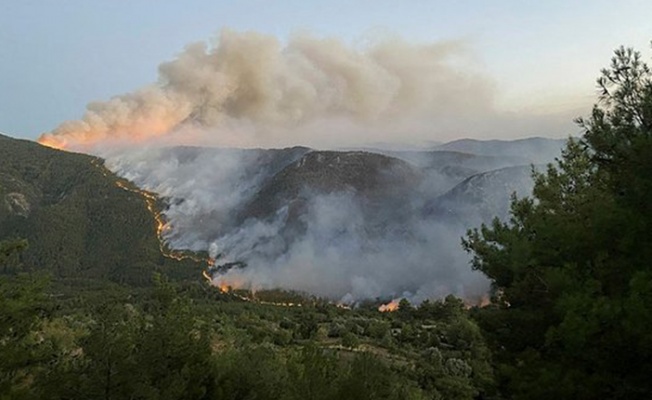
[1, 0, 651, 142]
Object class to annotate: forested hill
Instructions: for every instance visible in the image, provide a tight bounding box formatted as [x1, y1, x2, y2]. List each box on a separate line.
[0, 133, 200, 286]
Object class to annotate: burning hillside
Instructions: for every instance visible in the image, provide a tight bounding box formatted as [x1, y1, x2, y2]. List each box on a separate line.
[92, 142, 560, 305]
[34, 29, 564, 305]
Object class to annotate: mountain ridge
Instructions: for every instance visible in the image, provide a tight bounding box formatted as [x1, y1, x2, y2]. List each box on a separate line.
[0, 134, 200, 286]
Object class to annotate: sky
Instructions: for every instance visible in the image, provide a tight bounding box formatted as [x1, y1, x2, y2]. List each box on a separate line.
[1, 0, 652, 144]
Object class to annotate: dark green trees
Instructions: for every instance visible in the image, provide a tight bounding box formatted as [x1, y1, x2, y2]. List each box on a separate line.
[37, 277, 217, 400]
[0, 239, 49, 399]
[463, 44, 652, 399]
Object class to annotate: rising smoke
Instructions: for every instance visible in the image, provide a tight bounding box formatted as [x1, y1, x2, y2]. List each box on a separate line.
[38, 29, 494, 150]
[38, 29, 552, 303]
[103, 145, 515, 304]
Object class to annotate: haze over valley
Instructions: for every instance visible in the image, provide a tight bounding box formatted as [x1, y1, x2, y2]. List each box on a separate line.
[101, 137, 564, 303]
[3, 2, 652, 398]
[23, 28, 571, 304]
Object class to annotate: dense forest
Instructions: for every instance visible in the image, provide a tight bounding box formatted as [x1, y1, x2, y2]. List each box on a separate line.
[1, 43, 651, 399]
[0, 134, 203, 286]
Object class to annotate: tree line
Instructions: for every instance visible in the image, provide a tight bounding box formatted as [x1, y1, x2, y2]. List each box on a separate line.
[2, 41, 652, 399]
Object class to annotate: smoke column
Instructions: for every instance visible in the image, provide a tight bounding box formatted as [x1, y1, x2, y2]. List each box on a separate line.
[35, 29, 532, 304]
[100, 145, 546, 304]
[38, 29, 493, 150]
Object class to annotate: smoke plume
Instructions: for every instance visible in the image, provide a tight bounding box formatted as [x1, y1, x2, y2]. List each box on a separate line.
[37, 29, 560, 304]
[38, 29, 493, 150]
[101, 145, 545, 304]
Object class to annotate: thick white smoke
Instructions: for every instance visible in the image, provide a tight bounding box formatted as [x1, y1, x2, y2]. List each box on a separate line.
[102, 145, 551, 304]
[39, 30, 493, 150]
[211, 191, 489, 303]
[40, 29, 564, 303]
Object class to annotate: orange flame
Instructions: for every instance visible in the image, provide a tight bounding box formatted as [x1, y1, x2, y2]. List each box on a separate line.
[214, 275, 248, 294]
[89, 158, 320, 309]
[93, 159, 211, 270]
[378, 299, 400, 312]
[463, 294, 491, 309]
[37, 134, 68, 150]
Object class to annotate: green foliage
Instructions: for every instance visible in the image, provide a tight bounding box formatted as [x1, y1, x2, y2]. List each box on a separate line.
[464, 42, 652, 399]
[296, 312, 320, 340]
[0, 238, 28, 273]
[35, 278, 217, 400]
[0, 260, 494, 400]
[287, 344, 340, 400]
[341, 331, 359, 349]
[0, 135, 201, 287]
[0, 239, 49, 399]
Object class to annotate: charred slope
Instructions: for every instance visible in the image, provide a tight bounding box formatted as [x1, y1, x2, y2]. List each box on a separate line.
[239, 151, 423, 223]
[0, 133, 198, 286]
[212, 150, 428, 269]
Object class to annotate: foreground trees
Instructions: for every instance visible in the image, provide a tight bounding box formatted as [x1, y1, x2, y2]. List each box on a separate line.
[4, 40, 651, 400]
[464, 44, 652, 399]
[0, 245, 492, 400]
[0, 240, 49, 399]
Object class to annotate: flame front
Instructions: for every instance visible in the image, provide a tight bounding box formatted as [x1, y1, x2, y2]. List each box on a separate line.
[212, 269, 250, 293]
[96, 159, 212, 268]
[38, 134, 68, 150]
[464, 294, 491, 309]
[378, 299, 400, 312]
[104, 164, 303, 307]
[88, 159, 472, 311]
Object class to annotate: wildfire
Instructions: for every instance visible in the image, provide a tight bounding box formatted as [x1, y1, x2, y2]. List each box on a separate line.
[378, 299, 400, 312]
[218, 281, 232, 293]
[94, 159, 213, 270]
[37, 134, 68, 150]
[88, 158, 347, 310]
[90, 158, 259, 301]
[214, 275, 249, 294]
[464, 294, 491, 309]
[201, 270, 212, 282]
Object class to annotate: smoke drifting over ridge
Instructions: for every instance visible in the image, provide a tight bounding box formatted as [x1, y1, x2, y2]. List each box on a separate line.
[36, 29, 562, 304]
[38, 29, 493, 150]
[101, 141, 559, 304]
[105, 146, 500, 304]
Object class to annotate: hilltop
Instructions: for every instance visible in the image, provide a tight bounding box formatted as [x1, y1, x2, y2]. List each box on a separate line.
[0, 133, 201, 286]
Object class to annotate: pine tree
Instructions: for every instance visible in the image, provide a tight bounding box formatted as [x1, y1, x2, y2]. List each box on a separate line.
[463, 43, 652, 399]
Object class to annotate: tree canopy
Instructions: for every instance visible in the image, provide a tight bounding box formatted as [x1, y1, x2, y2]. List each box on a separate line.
[463, 43, 652, 399]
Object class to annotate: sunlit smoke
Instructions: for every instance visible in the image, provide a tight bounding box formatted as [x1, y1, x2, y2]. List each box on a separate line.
[38, 29, 493, 151]
[34, 28, 565, 305]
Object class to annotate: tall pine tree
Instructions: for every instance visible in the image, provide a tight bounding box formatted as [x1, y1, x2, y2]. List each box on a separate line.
[463, 43, 652, 399]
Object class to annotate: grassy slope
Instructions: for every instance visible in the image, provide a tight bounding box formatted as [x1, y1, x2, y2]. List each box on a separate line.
[0, 134, 201, 286]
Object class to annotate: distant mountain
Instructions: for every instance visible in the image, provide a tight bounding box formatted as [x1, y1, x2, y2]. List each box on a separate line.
[435, 137, 566, 164]
[0, 133, 198, 286]
[425, 165, 538, 226]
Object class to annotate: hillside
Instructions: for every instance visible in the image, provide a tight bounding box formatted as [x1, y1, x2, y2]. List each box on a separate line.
[436, 137, 566, 164]
[0, 133, 200, 286]
[239, 150, 423, 222]
[105, 145, 312, 249]
[425, 165, 537, 226]
[98, 143, 555, 302]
